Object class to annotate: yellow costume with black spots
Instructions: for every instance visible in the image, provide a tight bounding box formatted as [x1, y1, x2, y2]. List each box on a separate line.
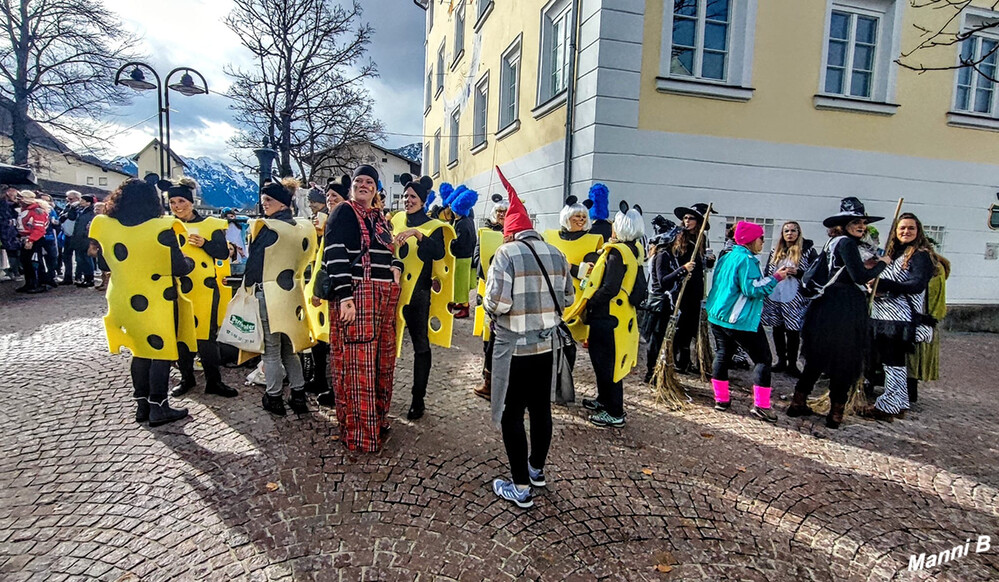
[543, 229, 603, 341]
[391, 211, 456, 357]
[244, 217, 317, 354]
[565, 242, 645, 382]
[178, 217, 229, 340]
[304, 212, 330, 343]
[89, 215, 196, 360]
[473, 228, 504, 340]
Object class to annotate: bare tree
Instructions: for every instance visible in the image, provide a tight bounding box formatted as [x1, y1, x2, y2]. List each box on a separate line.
[897, 0, 999, 82]
[0, 0, 140, 166]
[225, 0, 383, 181]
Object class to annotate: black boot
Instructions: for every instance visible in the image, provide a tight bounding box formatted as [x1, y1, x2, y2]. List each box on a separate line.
[317, 391, 336, 408]
[826, 401, 845, 429]
[170, 381, 195, 398]
[675, 347, 692, 375]
[785, 331, 801, 377]
[262, 393, 286, 416]
[407, 398, 425, 420]
[907, 377, 918, 403]
[785, 389, 815, 417]
[206, 381, 239, 398]
[134, 397, 150, 423]
[288, 389, 310, 414]
[148, 398, 189, 427]
[771, 328, 787, 373]
[408, 352, 431, 420]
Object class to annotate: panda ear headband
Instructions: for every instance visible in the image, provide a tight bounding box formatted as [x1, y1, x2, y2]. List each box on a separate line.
[618, 200, 643, 215]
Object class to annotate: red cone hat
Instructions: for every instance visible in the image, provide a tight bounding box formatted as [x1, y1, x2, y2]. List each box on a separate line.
[496, 166, 532, 236]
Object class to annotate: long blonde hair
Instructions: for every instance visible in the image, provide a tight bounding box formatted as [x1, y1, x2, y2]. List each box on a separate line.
[770, 221, 803, 267]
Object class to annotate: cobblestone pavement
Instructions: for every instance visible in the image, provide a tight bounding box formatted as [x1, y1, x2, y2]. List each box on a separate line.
[1, 282, 997, 582]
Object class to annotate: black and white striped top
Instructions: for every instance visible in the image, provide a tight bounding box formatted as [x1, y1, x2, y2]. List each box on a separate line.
[871, 247, 933, 324]
[322, 204, 402, 302]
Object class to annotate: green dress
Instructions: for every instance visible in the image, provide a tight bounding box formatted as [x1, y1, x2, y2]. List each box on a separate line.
[907, 266, 947, 381]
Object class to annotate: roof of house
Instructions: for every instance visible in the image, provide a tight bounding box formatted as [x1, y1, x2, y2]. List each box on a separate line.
[78, 154, 133, 177]
[37, 178, 108, 199]
[0, 96, 74, 155]
[132, 138, 188, 169]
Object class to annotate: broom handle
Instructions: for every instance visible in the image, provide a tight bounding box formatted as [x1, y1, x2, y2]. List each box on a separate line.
[868, 197, 904, 301]
[668, 203, 714, 320]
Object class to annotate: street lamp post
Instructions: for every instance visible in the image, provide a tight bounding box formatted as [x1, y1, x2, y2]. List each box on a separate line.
[253, 137, 278, 216]
[114, 62, 208, 181]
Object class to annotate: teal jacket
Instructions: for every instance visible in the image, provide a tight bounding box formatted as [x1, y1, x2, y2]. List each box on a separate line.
[706, 245, 779, 332]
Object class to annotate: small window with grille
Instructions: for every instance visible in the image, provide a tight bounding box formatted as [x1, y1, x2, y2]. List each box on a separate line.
[723, 215, 777, 255]
[924, 225, 946, 252]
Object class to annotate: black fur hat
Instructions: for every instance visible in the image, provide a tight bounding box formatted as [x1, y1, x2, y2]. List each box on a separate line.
[401, 173, 435, 202]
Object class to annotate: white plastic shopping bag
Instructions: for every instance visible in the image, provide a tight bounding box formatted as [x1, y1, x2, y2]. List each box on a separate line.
[218, 286, 264, 353]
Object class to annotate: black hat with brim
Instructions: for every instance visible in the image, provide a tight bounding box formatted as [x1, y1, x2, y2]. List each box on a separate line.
[674, 202, 710, 222]
[822, 197, 884, 228]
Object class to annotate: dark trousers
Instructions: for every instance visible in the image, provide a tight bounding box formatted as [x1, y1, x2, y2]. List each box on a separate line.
[672, 296, 700, 369]
[310, 340, 330, 389]
[404, 289, 432, 399]
[772, 326, 800, 365]
[60, 242, 74, 280]
[131, 357, 171, 400]
[74, 247, 94, 283]
[19, 246, 40, 288]
[501, 351, 553, 486]
[38, 238, 58, 285]
[178, 339, 223, 388]
[4, 249, 21, 276]
[710, 324, 772, 387]
[588, 317, 624, 417]
[645, 312, 668, 377]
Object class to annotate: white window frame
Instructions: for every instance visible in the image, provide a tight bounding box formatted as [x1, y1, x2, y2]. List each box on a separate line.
[724, 215, 776, 255]
[427, 0, 434, 34]
[98, 176, 108, 186]
[924, 225, 947, 252]
[452, 3, 466, 69]
[537, 0, 572, 108]
[472, 73, 489, 152]
[657, 0, 758, 102]
[86, 177, 94, 185]
[475, 0, 495, 32]
[498, 36, 522, 134]
[436, 41, 446, 97]
[947, 7, 999, 131]
[425, 67, 433, 113]
[447, 107, 460, 167]
[433, 131, 441, 177]
[814, 0, 902, 115]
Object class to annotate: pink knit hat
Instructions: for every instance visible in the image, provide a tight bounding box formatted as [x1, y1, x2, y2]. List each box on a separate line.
[734, 221, 764, 245]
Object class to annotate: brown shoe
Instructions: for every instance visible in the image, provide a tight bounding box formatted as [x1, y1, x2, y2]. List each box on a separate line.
[826, 401, 846, 429]
[473, 373, 491, 401]
[857, 404, 895, 423]
[785, 389, 814, 417]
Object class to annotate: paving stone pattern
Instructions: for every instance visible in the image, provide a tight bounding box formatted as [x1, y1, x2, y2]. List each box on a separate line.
[1, 284, 997, 581]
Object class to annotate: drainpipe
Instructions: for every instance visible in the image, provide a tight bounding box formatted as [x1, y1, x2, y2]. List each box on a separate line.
[562, 0, 582, 202]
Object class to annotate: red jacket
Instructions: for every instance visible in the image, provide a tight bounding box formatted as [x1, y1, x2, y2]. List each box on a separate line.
[18, 203, 49, 244]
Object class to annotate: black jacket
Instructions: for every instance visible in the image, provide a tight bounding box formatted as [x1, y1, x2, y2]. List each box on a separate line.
[242, 209, 296, 289]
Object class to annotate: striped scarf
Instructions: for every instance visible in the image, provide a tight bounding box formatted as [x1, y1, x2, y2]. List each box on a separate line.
[347, 200, 394, 255]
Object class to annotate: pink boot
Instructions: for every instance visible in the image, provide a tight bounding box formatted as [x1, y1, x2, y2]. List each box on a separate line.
[752, 386, 777, 423]
[712, 379, 730, 411]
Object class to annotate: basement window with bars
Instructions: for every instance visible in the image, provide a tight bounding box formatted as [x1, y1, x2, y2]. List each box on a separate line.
[724, 216, 776, 254]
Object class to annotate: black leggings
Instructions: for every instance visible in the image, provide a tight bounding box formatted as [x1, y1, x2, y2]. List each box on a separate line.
[771, 326, 800, 365]
[178, 339, 223, 387]
[588, 317, 624, 417]
[131, 357, 171, 400]
[711, 324, 772, 387]
[501, 352, 553, 486]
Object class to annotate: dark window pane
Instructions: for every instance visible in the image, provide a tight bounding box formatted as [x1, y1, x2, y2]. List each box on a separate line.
[672, 17, 696, 47]
[960, 38, 975, 62]
[673, 0, 697, 17]
[704, 22, 728, 51]
[702, 51, 726, 80]
[853, 45, 874, 72]
[706, 0, 729, 22]
[974, 88, 993, 113]
[671, 48, 694, 76]
[957, 66, 971, 86]
[825, 67, 844, 94]
[855, 16, 877, 45]
[829, 12, 849, 40]
[827, 40, 846, 67]
[955, 86, 969, 110]
[983, 40, 998, 65]
[850, 71, 871, 97]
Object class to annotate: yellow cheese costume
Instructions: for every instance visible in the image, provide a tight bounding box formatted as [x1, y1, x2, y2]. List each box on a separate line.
[543, 229, 603, 341]
[473, 228, 505, 340]
[89, 215, 197, 360]
[304, 212, 329, 343]
[391, 211, 457, 357]
[178, 217, 229, 340]
[241, 217, 317, 357]
[564, 242, 645, 382]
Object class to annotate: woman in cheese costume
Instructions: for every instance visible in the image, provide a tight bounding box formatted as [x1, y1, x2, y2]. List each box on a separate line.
[166, 181, 239, 400]
[544, 196, 604, 343]
[570, 202, 647, 428]
[307, 175, 350, 408]
[322, 165, 403, 453]
[472, 194, 508, 401]
[243, 181, 317, 417]
[391, 174, 455, 421]
[89, 179, 196, 427]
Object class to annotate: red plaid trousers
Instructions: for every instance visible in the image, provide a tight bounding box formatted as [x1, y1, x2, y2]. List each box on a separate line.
[329, 278, 400, 452]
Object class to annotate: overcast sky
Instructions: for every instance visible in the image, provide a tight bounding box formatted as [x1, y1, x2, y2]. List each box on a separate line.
[100, 0, 426, 162]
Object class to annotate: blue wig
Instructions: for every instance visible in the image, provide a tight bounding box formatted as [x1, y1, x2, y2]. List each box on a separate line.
[588, 183, 610, 221]
[450, 186, 479, 217]
[425, 190, 437, 208]
[438, 182, 454, 206]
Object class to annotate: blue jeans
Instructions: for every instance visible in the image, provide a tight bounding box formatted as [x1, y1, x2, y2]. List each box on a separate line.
[74, 247, 95, 283]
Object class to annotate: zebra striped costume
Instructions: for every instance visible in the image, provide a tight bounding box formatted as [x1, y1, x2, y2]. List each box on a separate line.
[761, 245, 817, 331]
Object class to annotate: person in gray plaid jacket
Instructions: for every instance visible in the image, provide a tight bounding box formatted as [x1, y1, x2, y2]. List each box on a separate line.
[484, 167, 575, 509]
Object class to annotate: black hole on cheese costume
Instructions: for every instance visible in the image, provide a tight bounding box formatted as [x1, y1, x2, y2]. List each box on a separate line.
[398, 243, 409, 259]
[296, 306, 305, 320]
[113, 243, 128, 262]
[430, 317, 442, 333]
[147, 335, 164, 350]
[277, 269, 295, 291]
[301, 237, 309, 251]
[157, 229, 175, 247]
[163, 286, 178, 301]
[178, 235, 186, 247]
[180, 277, 194, 294]
[194, 316, 199, 328]
[431, 278, 442, 293]
[616, 299, 624, 306]
[130, 295, 149, 312]
[151, 274, 161, 281]
[628, 318, 634, 332]
[204, 277, 217, 289]
[304, 264, 312, 280]
[406, 273, 412, 281]
[318, 312, 326, 326]
[201, 261, 208, 269]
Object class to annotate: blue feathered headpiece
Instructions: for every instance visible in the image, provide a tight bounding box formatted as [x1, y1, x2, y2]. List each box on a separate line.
[588, 183, 610, 220]
[425, 190, 437, 209]
[438, 183, 454, 206]
[450, 185, 479, 217]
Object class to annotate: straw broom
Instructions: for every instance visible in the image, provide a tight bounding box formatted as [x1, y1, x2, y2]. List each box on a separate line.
[652, 203, 713, 409]
[808, 197, 904, 415]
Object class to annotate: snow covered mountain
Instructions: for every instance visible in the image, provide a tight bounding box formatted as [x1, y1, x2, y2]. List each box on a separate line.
[392, 142, 422, 164]
[110, 155, 259, 210]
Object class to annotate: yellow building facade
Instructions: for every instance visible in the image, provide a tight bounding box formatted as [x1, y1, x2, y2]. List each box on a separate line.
[423, 0, 999, 304]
